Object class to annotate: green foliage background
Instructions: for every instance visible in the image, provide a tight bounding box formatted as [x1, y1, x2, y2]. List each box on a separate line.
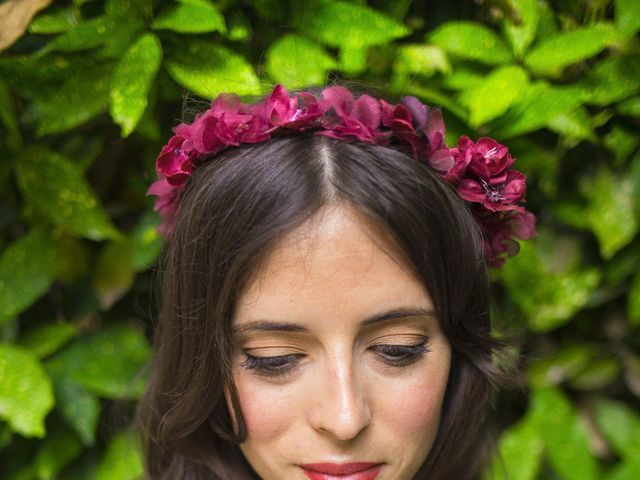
[1, 0, 639, 478]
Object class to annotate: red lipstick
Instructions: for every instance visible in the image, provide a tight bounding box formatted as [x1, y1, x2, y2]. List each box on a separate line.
[301, 463, 383, 480]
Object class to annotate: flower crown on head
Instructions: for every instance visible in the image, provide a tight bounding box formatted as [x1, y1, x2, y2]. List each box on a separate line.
[148, 84, 536, 268]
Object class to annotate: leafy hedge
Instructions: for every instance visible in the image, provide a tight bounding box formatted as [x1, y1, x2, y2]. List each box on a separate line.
[0, 0, 639, 479]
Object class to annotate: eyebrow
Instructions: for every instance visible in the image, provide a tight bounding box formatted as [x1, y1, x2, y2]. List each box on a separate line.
[232, 306, 437, 334]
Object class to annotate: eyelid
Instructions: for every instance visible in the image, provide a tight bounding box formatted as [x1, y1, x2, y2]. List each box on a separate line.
[240, 338, 432, 378]
[240, 351, 305, 377]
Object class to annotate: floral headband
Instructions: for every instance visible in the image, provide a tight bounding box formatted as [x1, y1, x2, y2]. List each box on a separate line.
[148, 84, 536, 267]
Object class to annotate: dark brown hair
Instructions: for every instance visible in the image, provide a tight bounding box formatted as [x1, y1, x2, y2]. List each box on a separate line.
[136, 132, 510, 479]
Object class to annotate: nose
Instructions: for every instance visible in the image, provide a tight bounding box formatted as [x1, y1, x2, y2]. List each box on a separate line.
[308, 351, 372, 441]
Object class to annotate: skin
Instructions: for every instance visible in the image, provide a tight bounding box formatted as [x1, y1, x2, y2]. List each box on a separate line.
[228, 203, 452, 480]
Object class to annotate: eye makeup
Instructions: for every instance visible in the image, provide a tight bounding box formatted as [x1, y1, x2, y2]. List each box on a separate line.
[240, 338, 432, 378]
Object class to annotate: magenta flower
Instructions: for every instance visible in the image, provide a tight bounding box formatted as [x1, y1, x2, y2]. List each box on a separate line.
[202, 112, 270, 151]
[319, 87, 383, 143]
[147, 84, 536, 268]
[146, 177, 179, 236]
[155, 135, 193, 186]
[447, 136, 526, 212]
[476, 210, 537, 267]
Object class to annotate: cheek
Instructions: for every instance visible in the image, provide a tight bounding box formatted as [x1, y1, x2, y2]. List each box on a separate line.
[233, 373, 297, 441]
[374, 357, 451, 445]
[387, 375, 445, 430]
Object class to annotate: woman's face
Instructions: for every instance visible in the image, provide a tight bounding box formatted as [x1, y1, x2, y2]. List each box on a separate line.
[229, 204, 451, 480]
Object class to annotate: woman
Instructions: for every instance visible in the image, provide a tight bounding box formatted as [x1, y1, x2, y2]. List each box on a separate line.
[137, 84, 536, 479]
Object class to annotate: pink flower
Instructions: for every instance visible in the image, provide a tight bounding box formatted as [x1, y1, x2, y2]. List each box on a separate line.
[380, 100, 428, 157]
[155, 135, 193, 186]
[447, 136, 526, 212]
[476, 210, 537, 267]
[202, 112, 270, 151]
[147, 84, 536, 270]
[256, 84, 324, 128]
[147, 177, 179, 236]
[319, 88, 383, 143]
[285, 92, 323, 128]
[381, 98, 453, 171]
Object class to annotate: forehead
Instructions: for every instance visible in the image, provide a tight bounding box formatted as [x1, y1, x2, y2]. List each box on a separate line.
[232, 203, 433, 330]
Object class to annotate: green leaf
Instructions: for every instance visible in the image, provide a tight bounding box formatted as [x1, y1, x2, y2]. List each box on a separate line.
[530, 387, 599, 480]
[0, 423, 12, 449]
[547, 106, 596, 142]
[152, 0, 226, 33]
[459, 65, 529, 127]
[629, 271, 640, 326]
[34, 425, 83, 479]
[441, 65, 484, 91]
[29, 6, 80, 34]
[252, 0, 286, 22]
[54, 234, 90, 283]
[428, 21, 512, 65]
[604, 125, 639, 161]
[524, 23, 624, 76]
[18, 322, 78, 359]
[535, 0, 559, 41]
[93, 239, 135, 310]
[393, 44, 451, 78]
[106, 0, 153, 17]
[581, 167, 638, 259]
[0, 229, 58, 325]
[605, 457, 640, 480]
[16, 147, 120, 240]
[617, 97, 640, 117]
[54, 378, 101, 446]
[528, 344, 595, 388]
[166, 41, 260, 98]
[338, 45, 367, 74]
[110, 33, 163, 137]
[593, 398, 640, 460]
[503, 0, 540, 57]
[226, 11, 251, 41]
[577, 55, 640, 106]
[40, 15, 136, 54]
[292, 0, 410, 49]
[132, 88, 161, 141]
[569, 358, 620, 390]
[491, 82, 584, 138]
[131, 210, 163, 272]
[266, 35, 337, 88]
[26, 61, 113, 136]
[615, 0, 640, 36]
[501, 231, 601, 332]
[46, 324, 150, 399]
[96, 430, 143, 480]
[0, 344, 54, 438]
[483, 416, 543, 480]
[0, 78, 22, 150]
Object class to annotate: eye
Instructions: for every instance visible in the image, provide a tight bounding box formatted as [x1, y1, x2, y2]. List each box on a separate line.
[371, 341, 431, 367]
[241, 352, 304, 377]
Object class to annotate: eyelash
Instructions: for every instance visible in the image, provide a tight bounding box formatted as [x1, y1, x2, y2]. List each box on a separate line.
[240, 341, 431, 377]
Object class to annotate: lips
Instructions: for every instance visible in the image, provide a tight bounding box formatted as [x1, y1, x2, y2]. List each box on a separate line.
[301, 463, 383, 480]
